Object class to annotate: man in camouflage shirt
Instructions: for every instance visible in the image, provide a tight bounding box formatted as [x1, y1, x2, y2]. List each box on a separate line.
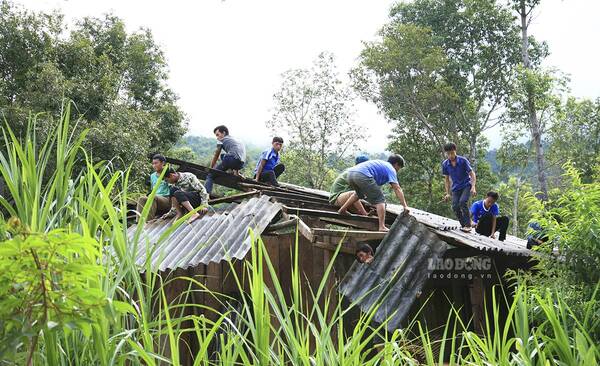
[162, 168, 210, 223]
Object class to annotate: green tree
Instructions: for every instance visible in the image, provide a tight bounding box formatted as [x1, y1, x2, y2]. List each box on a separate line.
[0, 1, 186, 181]
[356, 0, 523, 168]
[527, 165, 600, 338]
[547, 97, 600, 183]
[267, 52, 364, 189]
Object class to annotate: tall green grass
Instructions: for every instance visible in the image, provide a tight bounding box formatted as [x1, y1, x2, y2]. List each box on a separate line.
[0, 106, 598, 365]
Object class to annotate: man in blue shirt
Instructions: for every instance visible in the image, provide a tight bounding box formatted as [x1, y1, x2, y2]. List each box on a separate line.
[254, 137, 285, 186]
[442, 142, 477, 232]
[136, 154, 172, 221]
[470, 191, 509, 241]
[526, 222, 548, 249]
[338, 155, 409, 232]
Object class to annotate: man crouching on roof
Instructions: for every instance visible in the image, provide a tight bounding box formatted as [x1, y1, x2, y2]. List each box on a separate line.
[161, 167, 210, 224]
[337, 155, 410, 232]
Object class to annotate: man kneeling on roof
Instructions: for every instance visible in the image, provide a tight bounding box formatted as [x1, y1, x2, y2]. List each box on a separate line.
[329, 154, 371, 215]
[337, 155, 410, 232]
[161, 168, 210, 224]
[470, 191, 509, 241]
[254, 136, 285, 186]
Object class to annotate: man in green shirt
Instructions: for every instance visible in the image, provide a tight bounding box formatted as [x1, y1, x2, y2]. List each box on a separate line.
[136, 154, 172, 221]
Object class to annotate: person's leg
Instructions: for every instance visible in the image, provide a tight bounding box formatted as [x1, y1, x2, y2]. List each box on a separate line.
[375, 202, 388, 232]
[338, 192, 359, 215]
[335, 191, 369, 215]
[451, 190, 463, 225]
[475, 213, 493, 237]
[205, 160, 227, 194]
[496, 216, 510, 241]
[259, 170, 278, 186]
[155, 195, 172, 216]
[173, 190, 206, 223]
[273, 164, 285, 178]
[136, 196, 152, 222]
[458, 186, 471, 227]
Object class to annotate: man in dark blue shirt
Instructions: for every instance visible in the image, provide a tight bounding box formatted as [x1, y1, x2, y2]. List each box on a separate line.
[442, 142, 477, 232]
[470, 191, 509, 241]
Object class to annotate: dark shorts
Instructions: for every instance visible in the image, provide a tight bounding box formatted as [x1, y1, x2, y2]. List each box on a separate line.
[347, 171, 385, 204]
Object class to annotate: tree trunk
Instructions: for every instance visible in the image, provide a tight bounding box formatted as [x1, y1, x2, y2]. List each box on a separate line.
[469, 133, 478, 170]
[519, 0, 548, 200]
[512, 178, 521, 235]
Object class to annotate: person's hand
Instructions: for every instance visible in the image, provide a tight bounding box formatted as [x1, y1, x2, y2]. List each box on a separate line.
[489, 233, 496, 240]
[402, 205, 410, 216]
[470, 186, 477, 196]
[443, 193, 451, 202]
[161, 209, 176, 220]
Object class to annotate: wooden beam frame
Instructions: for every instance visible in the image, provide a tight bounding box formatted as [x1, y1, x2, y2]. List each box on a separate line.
[313, 241, 355, 255]
[208, 191, 259, 205]
[282, 206, 381, 224]
[312, 228, 387, 241]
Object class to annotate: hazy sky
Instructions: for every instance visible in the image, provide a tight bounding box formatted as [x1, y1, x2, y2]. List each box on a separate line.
[17, 0, 600, 151]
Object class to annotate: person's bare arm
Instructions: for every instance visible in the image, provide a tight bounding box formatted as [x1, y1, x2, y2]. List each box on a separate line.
[469, 170, 477, 195]
[490, 215, 497, 239]
[255, 159, 267, 181]
[210, 146, 222, 168]
[390, 183, 410, 214]
[443, 175, 451, 201]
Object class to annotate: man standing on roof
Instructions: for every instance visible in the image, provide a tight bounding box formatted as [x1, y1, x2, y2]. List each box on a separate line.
[254, 137, 285, 186]
[162, 168, 210, 224]
[442, 142, 477, 233]
[470, 191, 509, 241]
[136, 154, 172, 221]
[337, 155, 409, 232]
[205, 125, 246, 194]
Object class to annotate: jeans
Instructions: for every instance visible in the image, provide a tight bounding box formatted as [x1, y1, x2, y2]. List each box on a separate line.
[205, 155, 245, 193]
[476, 212, 509, 241]
[452, 185, 471, 227]
[258, 164, 285, 186]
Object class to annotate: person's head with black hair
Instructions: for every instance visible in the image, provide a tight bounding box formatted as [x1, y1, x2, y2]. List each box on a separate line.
[355, 243, 375, 264]
[214, 125, 229, 140]
[151, 154, 167, 173]
[484, 191, 499, 206]
[164, 167, 180, 184]
[272, 136, 284, 152]
[443, 142, 458, 161]
[388, 154, 405, 171]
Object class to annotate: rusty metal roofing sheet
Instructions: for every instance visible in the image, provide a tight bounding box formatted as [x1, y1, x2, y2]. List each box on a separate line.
[281, 183, 531, 256]
[127, 195, 282, 272]
[339, 215, 449, 331]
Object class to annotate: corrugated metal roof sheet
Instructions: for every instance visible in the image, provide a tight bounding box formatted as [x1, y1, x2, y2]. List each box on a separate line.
[281, 182, 532, 256]
[339, 214, 449, 331]
[127, 195, 282, 272]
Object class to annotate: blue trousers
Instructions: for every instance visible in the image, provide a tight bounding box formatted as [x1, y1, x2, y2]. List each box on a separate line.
[452, 185, 471, 227]
[205, 155, 244, 193]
